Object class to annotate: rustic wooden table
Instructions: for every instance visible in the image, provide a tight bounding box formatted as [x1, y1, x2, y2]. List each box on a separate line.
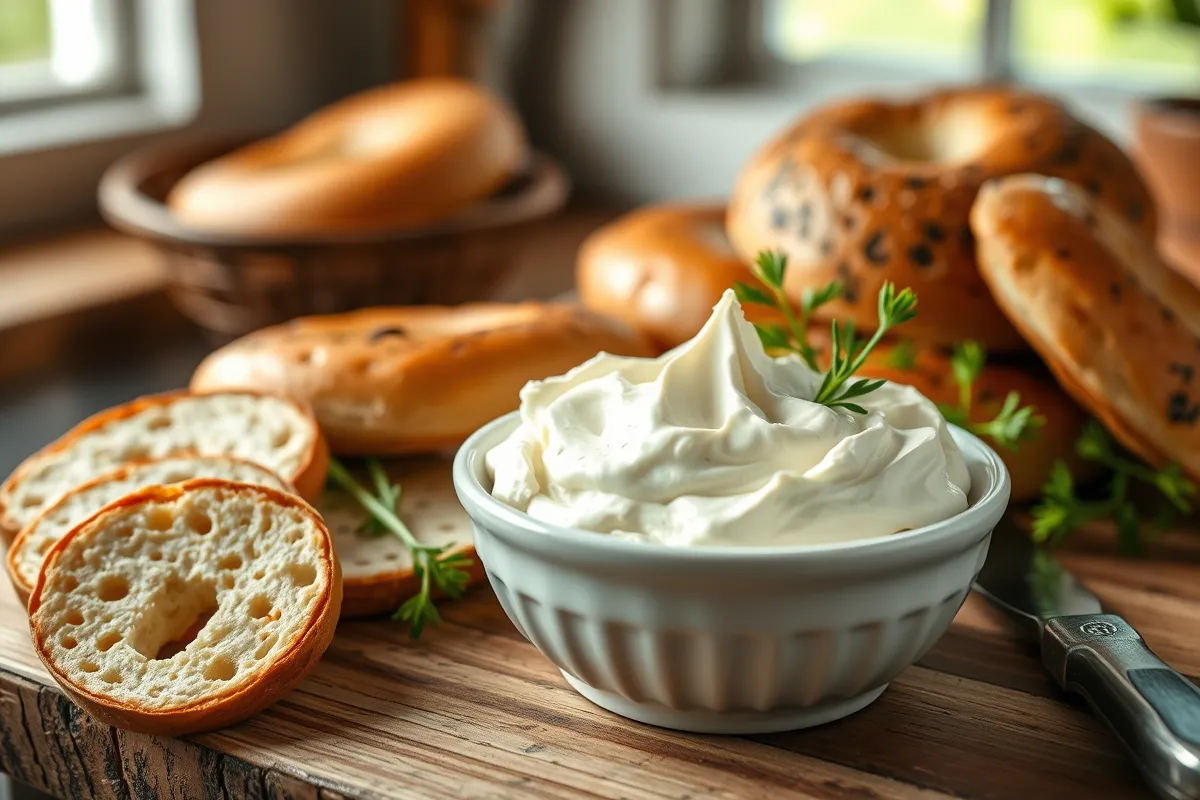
[0, 224, 1197, 799]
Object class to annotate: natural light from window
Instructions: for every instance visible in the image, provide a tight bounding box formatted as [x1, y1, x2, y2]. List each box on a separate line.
[0, 0, 122, 102]
[768, 0, 1200, 89]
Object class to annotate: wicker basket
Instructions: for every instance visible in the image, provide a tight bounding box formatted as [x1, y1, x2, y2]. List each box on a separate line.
[98, 138, 570, 340]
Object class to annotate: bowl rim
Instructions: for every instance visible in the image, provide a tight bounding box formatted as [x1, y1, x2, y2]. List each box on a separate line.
[97, 135, 571, 248]
[453, 411, 1012, 564]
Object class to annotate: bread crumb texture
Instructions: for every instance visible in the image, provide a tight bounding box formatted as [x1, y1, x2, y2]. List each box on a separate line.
[7, 394, 313, 530]
[13, 457, 290, 592]
[33, 483, 331, 710]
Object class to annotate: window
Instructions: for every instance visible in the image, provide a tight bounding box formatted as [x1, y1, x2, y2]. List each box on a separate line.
[0, 0, 198, 157]
[769, 0, 1200, 89]
[0, 0, 133, 107]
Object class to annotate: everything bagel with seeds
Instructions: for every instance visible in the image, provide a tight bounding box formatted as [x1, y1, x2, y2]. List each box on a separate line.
[971, 173, 1200, 484]
[727, 86, 1156, 351]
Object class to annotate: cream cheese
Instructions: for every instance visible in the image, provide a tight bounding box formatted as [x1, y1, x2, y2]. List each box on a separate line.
[485, 290, 970, 547]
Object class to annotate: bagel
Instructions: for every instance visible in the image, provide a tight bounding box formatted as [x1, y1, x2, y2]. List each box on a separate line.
[972, 173, 1200, 483]
[860, 343, 1097, 500]
[189, 304, 653, 455]
[8, 456, 293, 606]
[577, 203, 764, 351]
[0, 391, 328, 541]
[728, 86, 1156, 350]
[167, 78, 529, 235]
[28, 479, 340, 736]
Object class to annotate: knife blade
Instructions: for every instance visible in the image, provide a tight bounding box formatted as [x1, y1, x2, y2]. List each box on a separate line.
[973, 514, 1200, 800]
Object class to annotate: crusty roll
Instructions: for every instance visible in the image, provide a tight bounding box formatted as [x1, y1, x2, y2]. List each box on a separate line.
[190, 304, 653, 455]
[860, 344, 1097, 500]
[728, 86, 1156, 350]
[8, 456, 292, 605]
[167, 78, 529, 235]
[28, 479, 340, 737]
[971, 174, 1200, 483]
[318, 456, 483, 619]
[0, 391, 328, 542]
[577, 203, 760, 352]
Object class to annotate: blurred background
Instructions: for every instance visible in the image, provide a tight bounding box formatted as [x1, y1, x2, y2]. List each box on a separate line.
[0, 3, 1199, 797]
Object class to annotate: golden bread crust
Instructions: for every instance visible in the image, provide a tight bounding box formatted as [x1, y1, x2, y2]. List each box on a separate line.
[190, 304, 653, 455]
[728, 86, 1156, 350]
[27, 479, 342, 737]
[971, 174, 1200, 482]
[577, 204, 764, 351]
[167, 78, 529, 234]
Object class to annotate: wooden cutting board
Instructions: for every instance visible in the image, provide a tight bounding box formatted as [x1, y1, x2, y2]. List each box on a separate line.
[0, 465, 1197, 799]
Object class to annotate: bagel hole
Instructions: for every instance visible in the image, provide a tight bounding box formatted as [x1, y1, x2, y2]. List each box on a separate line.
[287, 563, 316, 587]
[97, 575, 129, 602]
[185, 507, 213, 535]
[100, 668, 122, 684]
[96, 631, 122, 652]
[79, 661, 99, 673]
[129, 576, 218, 661]
[248, 595, 272, 619]
[60, 635, 77, 650]
[204, 656, 236, 682]
[64, 608, 84, 625]
[857, 111, 993, 165]
[218, 553, 243, 571]
[146, 507, 175, 531]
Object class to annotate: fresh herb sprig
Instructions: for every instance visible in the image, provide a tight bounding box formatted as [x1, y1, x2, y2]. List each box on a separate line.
[356, 459, 401, 536]
[734, 251, 842, 370]
[735, 250, 916, 412]
[812, 283, 918, 413]
[327, 458, 473, 638]
[936, 341, 1044, 450]
[1031, 421, 1196, 554]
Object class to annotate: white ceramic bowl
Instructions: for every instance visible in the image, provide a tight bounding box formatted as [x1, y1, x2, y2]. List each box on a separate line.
[453, 413, 1011, 734]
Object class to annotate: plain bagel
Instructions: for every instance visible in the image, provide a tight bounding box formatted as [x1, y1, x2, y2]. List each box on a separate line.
[728, 86, 1156, 350]
[167, 78, 529, 235]
[190, 304, 653, 455]
[971, 174, 1200, 483]
[577, 203, 763, 351]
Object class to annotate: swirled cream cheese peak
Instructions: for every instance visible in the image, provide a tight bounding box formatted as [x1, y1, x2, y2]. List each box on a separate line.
[485, 289, 971, 547]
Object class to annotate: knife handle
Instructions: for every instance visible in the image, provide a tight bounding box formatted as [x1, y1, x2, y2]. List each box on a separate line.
[1043, 614, 1200, 800]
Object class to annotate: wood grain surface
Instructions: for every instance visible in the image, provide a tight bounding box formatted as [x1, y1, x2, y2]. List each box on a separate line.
[2, 485, 1198, 799]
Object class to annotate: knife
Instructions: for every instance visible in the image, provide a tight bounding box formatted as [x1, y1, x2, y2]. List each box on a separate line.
[973, 515, 1200, 800]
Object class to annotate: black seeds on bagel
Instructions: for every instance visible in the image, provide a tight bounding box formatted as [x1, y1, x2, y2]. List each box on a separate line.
[858, 186, 876, 203]
[922, 222, 945, 243]
[908, 244, 934, 270]
[1127, 199, 1145, 223]
[863, 231, 889, 264]
[1168, 391, 1200, 424]
[1169, 363, 1194, 384]
[904, 177, 927, 190]
[1162, 306, 1176, 324]
[1084, 178, 1102, 196]
[836, 262, 860, 304]
[1056, 248, 1071, 260]
[1110, 283, 1122, 302]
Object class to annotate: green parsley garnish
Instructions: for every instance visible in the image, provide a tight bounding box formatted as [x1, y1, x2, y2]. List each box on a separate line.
[327, 458, 473, 638]
[1031, 421, 1196, 554]
[936, 341, 1044, 450]
[735, 250, 915, 412]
